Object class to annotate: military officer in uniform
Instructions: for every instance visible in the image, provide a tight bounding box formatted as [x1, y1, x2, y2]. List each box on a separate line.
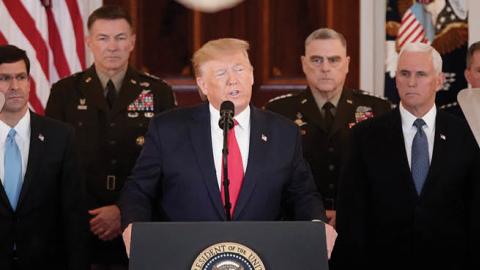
[45, 5, 175, 270]
[440, 41, 480, 118]
[265, 28, 390, 227]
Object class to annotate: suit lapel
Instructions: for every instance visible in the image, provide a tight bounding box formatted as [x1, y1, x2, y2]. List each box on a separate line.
[330, 88, 356, 136]
[234, 107, 268, 219]
[16, 112, 45, 211]
[0, 179, 11, 210]
[420, 111, 447, 197]
[189, 104, 226, 219]
[80, 66, 108, 112]
[110, 67, 143, 116]
[389, 109, 419, 197]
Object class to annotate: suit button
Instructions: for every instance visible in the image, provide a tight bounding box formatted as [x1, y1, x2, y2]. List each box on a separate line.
[328, 147, 334, 153]
[329, 184, 335, 189]
[109, 122, 116, 127]
[109, 140, 116, 145]
[78, 122, 83, 127]
[328, 164, 335, 171]
[111, 159, 117, 165]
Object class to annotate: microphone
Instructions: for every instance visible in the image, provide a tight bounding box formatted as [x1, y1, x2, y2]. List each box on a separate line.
[218, 101, 235, 220]
[218, 101, 235, 130]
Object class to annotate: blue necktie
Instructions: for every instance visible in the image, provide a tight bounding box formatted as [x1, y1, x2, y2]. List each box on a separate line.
[411, 119, 429, 195]
[4, 129, 22, 210]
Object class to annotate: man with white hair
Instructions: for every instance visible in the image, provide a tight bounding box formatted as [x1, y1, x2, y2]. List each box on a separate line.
[332, 42, 480, 269]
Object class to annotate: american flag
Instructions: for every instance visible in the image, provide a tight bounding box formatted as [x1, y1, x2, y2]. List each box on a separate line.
[397, 2, 435, 49]
[0, 0, 101, 114]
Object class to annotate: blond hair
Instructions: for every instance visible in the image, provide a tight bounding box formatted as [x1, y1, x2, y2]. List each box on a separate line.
[192, 38, 251, 76]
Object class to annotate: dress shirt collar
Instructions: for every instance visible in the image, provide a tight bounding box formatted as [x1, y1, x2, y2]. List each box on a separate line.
[399, 102, 436, 131]
[311, 88, 342, 110]
[95, 65, 127, 93]
[0, 110, 31, 143]
[209, 103, 251, 130]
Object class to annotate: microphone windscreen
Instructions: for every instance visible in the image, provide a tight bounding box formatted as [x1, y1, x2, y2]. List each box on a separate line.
[220, 100, 235, 115]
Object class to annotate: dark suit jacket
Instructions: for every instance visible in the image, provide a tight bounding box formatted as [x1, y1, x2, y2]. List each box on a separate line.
[266, 88, 391, 209]
[119, 103, 326, 226]
[0, 112, 89, 270]
[332, 108, 480, 270]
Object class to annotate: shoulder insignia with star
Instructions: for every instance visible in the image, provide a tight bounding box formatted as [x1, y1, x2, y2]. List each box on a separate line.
[267, 93, 294, 103]
[353, 89, 390, 101]
[439, 101, 459, 109]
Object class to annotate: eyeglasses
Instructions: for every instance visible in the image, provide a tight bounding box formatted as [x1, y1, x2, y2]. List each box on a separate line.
[308, 56, 343, 68]
[0, 73, 29, 86]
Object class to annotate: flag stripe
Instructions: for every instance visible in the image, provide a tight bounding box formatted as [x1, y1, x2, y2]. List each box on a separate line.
[46, 8, 71, 78]
[66, 0, 87, 70]
[401, 11, 413, 24]
[400, 24, 423, 47]
[0, 0, 101, 113]
[398, 15, 416, 37]
[28, 79, 45, 115]
[3, 0, 50, 80]
[0, 31, 6, 44]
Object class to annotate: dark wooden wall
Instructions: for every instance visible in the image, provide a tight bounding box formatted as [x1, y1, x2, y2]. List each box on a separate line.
[104, 0, 360, 107]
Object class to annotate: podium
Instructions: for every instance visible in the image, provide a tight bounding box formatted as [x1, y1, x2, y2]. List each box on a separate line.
[129, 221, 329, 270]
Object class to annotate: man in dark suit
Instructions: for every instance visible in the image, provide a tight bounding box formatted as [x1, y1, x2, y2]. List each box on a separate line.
[265, 28, 391, 227]
[45, 5, 175, 269]
[441, 41, 480, 118]
[119, 38, 327, 253]
[332, 42, 480, 269]
[0, 45, 88, 269]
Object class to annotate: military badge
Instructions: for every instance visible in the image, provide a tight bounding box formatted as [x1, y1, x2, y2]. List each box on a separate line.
[354, 106, 374, 123]
[136, 136, 145, 146]
[294, 112, 307, 127]
[127, 90, 155, 117]
[77, 98, 87, 110]
[128, 112, 139, 118]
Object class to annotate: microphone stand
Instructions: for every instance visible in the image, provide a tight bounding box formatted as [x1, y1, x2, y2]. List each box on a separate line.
[221, 113, 232, 221]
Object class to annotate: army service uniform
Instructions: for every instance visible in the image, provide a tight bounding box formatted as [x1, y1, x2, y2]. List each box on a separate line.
[265, 88, 391, 211]
[45, 65, 176, 265]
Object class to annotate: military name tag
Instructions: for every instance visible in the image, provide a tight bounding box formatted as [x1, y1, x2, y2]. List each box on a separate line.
[128, 112, 139, 118]
[144, 112, 154, 118]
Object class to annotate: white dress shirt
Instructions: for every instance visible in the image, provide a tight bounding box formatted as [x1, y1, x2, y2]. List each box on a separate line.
[0, 110, 31, 185]
[210, 104, 250, 189]
[399, 103, 436, 169]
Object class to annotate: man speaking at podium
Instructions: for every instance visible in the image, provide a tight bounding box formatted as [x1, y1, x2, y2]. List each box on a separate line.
[119, 38, 327, 251]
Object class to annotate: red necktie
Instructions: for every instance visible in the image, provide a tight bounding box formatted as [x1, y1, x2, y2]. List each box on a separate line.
[221, 120, 244, 217]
